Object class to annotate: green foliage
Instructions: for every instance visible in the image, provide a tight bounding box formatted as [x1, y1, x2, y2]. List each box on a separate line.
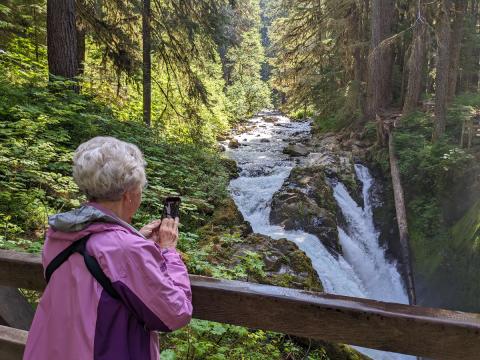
[83, 38, 231, 144]
[289, 106, 314, 121]
[394, 111, 475, 196]
[269, 0, 365, 127]
[159, 319, 330, 360]
[0, 72, 230, 244]
[390, 95, 480, 310]
[225, 12, 272, 121]
[451, 200, 480, 250]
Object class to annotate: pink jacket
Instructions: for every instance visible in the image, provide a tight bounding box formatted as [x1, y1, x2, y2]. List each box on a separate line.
[24, 203, 192, 360]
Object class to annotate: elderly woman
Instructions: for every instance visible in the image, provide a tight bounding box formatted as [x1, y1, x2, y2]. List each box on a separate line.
[23, 136, 192, 360]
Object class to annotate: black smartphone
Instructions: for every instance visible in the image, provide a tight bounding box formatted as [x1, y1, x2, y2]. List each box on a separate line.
[161, 196, 181, 219]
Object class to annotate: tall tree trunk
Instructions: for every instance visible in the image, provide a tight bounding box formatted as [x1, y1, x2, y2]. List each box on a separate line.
[350, 2, 367, 121]
[466, 0, 480, 91]
[32, 5, 39, 61]
[388, 132, 416, 305]
[47, 0, 78, 82]
[95, 0, 104, 19]
[76, 0, 86, 78]
[143, 0, 152, 127]
[403, 19, 427, 114]
[367, 0, 394, 119]
[76, 25, 86, 78]
[433, 1, 452, 142]
[447, 0, 467, 102]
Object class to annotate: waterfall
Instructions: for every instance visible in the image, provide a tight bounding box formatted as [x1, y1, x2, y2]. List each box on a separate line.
[333, 165, 408, 303]
[226, 113, 414, 360]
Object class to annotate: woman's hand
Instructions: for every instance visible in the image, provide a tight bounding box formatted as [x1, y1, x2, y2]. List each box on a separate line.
[140, 218, 179, 249]
[139, 220, 162, 239]
[155, 217, 179, 249]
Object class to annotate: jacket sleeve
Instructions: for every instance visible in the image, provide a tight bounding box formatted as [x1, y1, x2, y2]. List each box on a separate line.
[98, 233, 193, 332]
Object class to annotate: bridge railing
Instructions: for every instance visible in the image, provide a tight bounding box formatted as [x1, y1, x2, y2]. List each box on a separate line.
[1, 249, 480, 359]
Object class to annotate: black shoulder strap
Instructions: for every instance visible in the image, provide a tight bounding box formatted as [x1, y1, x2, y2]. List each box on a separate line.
[45, 235, 120, 300]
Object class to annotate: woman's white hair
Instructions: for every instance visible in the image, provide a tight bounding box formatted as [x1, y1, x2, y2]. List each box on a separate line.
[73, 136, 147, 201]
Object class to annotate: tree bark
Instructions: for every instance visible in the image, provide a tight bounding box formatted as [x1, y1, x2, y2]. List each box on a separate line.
[433, 1, 452, 142]
[350, 2, 367, 121]
[388, 132, 416, 306]
[366, 0, 394, 119]
[447, 0, 467, 102]
[462, 0, 480, 92]
[403, 20, 427, 114]
[76, 26, 86, 78]
[47, 0, 78, 82]
[143, 0, 152, 127]
[76, 0, 86, 78]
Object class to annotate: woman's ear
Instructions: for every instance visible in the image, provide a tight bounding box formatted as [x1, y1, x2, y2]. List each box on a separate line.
[122, 189, 132, 204]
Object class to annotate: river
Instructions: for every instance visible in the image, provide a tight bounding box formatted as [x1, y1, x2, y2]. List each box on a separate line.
[225, 112, 415, 360]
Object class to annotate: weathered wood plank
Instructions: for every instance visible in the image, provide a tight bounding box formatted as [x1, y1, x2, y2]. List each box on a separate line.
[0, 287, 34, 330]
[191, 277, 480, 359]
[1, 250, 480, 359]
[0, 325, 27, 360]
[0, 250, 45, 291]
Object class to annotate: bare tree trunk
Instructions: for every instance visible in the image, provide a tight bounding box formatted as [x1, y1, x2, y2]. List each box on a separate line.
[143, 0, 152, 127]
[447, 0, 467, 102]
[76, 27, 86, 78]
[388, 132, 416, 305]
[367, 0, 394, 119]
[433, 1, 452, 142]
[349, 2, 367, 122]
[47, 0, 78, 83]
[403, 20, 427, 114]
[76, 0, 86, 78]
[466, 0, 480, 91]
[32, 5, 39, 62]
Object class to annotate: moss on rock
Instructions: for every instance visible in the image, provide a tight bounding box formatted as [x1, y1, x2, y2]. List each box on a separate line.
[270, 166, 342, 255]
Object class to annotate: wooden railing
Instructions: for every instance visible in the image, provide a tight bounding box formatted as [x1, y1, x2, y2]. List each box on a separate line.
[1, 249, 480, 359]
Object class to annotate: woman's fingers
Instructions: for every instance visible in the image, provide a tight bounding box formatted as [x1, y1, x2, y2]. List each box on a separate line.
[140, 219, 162, 238]
[160, 217, 178, 230]
[156, 217, 179, 249]
[174, 217, 179, 236]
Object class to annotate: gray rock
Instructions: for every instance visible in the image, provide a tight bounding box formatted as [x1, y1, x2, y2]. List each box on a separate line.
[263, 116, 278, 123]
[282, 143, 310, 157]
[269, 166, 342, 255]
[228, 139, 240, 149]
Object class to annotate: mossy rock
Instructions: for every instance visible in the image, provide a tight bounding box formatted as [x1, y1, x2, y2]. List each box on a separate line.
[270, 166, 341, 255]
[211, 198, 249, 228]
[237, 234, 324, 292]
[219, 156, 240, 179]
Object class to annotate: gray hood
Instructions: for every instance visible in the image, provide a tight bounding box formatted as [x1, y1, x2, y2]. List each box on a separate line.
[48, 205, 145, 238]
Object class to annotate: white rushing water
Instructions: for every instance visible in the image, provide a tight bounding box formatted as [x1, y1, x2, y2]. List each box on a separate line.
[225, 113, 414, 360]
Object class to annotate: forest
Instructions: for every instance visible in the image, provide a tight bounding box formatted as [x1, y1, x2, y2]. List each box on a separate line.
[1, 0, 479, 359]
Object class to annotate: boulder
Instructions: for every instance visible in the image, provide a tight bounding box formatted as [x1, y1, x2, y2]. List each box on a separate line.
[216, 133, 232, 142]
[228, 139, 240, 149]
[263, 116, 278, 123]
[260, 138, 270, 143]
[269, 166, 342, 255]
[219, 157, 240, 179]
[197, 196, 322, 291]
[209, 231, 324, 292]
[282, 143, 310, 157]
